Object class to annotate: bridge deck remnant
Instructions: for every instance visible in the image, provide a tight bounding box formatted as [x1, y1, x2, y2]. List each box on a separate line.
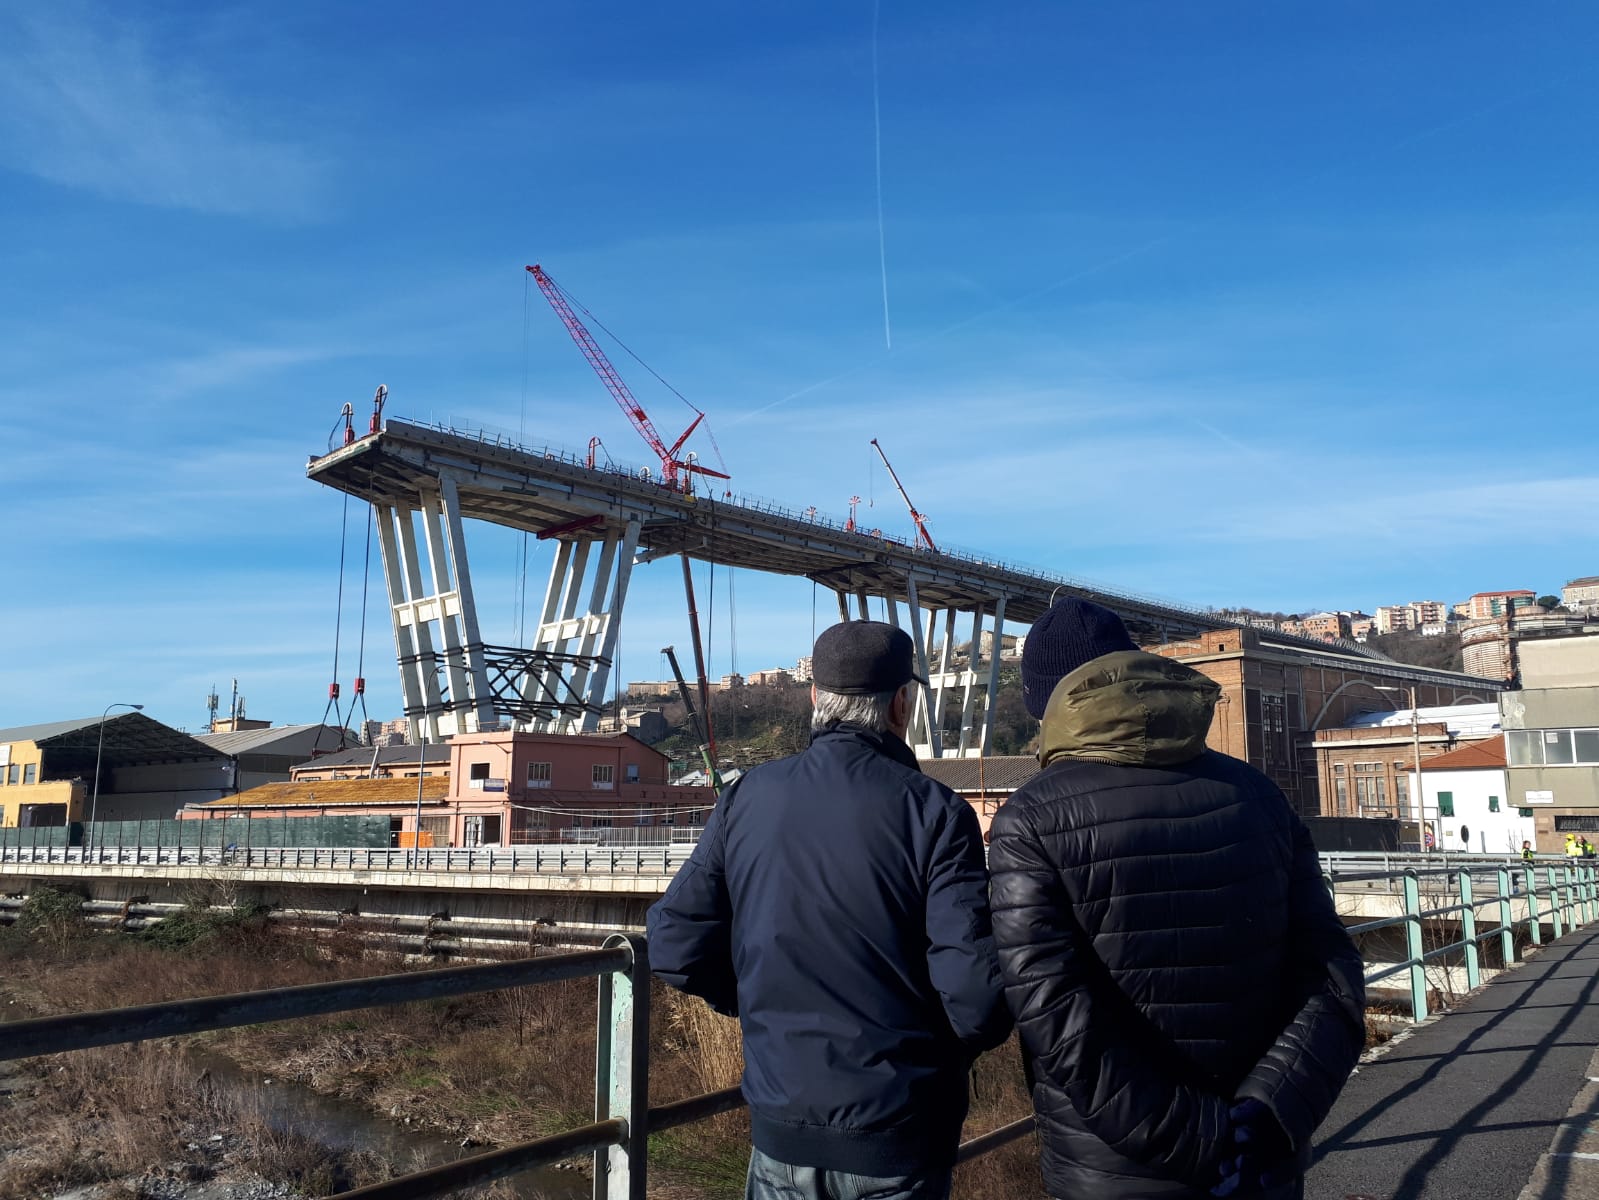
[307, 417, 1374, 751]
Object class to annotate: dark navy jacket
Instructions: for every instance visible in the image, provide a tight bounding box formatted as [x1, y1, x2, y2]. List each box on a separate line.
[646, 725, 1011, 1175]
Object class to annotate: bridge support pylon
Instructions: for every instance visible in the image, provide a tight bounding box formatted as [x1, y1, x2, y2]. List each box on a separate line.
[832, 583, 1008, 759]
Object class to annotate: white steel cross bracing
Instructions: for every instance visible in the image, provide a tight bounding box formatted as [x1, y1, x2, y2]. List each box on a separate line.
[523, 518, 640, 735]
[374, 487, 494, 743]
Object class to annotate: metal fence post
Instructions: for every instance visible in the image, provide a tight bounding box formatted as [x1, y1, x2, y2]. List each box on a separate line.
[1459, 869, 1480, 991]
[1526, 864, 1543, 944]
[594, 933, 649, 1200]
[1403, 871, 1427, 1021]
[1549, 867, 1565, 939]
[1496, 866, 1515, 967]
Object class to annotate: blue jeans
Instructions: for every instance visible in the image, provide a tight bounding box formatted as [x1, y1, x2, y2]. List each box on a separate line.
[746, 1147, 953, 1200]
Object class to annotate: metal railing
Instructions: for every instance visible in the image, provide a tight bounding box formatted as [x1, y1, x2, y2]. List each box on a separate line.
[0, 935, 1032, 1199]
[1325, 853, 1598, 1022]
[0, 842, 698, 875]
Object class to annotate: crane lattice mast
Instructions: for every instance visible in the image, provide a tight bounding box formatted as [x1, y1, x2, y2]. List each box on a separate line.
[869, 439, 937, 552]
[526, 264, 729, 491]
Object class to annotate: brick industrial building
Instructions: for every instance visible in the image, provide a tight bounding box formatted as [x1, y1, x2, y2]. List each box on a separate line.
[1144, 628, 1500, 817]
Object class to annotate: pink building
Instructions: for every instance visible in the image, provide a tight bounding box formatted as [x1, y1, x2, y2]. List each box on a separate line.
[447, 731, 715, 846]
[183, 731, 715, 848]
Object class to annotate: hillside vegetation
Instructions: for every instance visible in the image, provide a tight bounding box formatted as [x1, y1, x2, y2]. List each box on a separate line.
[631, 667, 1041, 770]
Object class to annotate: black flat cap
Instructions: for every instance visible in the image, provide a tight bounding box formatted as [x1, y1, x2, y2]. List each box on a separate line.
[812, 620, 927, 695]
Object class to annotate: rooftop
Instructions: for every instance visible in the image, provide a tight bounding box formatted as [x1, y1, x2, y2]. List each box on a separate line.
[195, 724, 355, 757]
[0, 713, 224, 767]
[292, 743, 453, 773]
[1345, 703, 1501, 740]
[192, 777, 451, 809]
[920, 756, 1039, 793]
[1419, 734, 1507, 772]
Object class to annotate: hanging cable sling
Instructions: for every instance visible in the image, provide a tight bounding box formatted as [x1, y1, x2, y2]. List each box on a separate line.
[314, 492, 352, 757]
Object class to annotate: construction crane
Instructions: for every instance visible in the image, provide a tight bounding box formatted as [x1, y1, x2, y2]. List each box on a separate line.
[663, 645, 723, 795]
[870, 439, 937, 552]
[526, 265, 730, 492]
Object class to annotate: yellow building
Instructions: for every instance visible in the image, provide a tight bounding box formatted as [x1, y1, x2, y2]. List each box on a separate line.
[0, 714, 228, 829]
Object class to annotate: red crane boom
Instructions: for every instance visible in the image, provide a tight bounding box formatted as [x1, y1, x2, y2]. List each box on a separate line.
[870, 438, 937, 552]
[526, 264, 728, 491]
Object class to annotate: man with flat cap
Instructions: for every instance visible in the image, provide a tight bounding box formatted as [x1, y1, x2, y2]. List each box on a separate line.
[649, 620, 1011, 1200]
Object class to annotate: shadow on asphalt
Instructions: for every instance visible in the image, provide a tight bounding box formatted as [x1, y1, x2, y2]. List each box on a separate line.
[1314, 932, 1599, 1198]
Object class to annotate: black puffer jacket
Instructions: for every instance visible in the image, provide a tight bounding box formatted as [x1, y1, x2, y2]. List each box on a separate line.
[989, 651, 1365, 1199]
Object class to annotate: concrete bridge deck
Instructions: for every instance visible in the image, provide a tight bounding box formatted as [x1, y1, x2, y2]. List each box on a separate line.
[1310, 923, 1599, 1200]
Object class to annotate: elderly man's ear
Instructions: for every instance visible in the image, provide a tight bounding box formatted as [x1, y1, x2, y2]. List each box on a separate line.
[889, 681, 916, 739]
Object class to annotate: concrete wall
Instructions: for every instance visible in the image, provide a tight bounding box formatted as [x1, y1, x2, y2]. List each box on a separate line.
[1501, 688, 1599, 731]
[1519, 635, 1599, 690]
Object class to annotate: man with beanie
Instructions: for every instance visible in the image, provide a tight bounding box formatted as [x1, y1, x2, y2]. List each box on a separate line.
[989, 598, 1365, 1200]
[648, 620, 1012, 1200]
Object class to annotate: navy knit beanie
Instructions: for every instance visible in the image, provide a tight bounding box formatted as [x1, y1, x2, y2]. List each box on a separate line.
[1021, 598, 1138, 719]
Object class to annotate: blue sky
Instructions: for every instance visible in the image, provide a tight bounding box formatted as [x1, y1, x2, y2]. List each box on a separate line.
[2, 2, 1596, 732]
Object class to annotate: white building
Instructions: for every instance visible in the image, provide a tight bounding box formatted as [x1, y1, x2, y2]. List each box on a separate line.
[1563, 577, 1599, 614]
[1411, 735, 1531, 855]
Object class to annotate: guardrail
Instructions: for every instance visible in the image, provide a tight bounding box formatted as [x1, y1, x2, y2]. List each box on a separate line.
[0, 935, 1031, 1199]
[0, 843, 697, 875]
[1324, 853, 1598, 1022]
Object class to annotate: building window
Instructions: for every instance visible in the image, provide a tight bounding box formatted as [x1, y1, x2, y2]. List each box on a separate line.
[1333, 763, 1346, 774]
[636, 811, 653, 826]
[1556, 816, 1599, 832]
[592, 764, 615, 790]
[1394, 774, 1409, 809]
[469, 762, 491, 789]
[1509, 728, 1599, 766]
[6, 764, 17, 786]
[1489, 796, 1500, 813]
[1438, 791, 1455, 818]
[527, 762, 552, 789]
[1374, 779, 1386, 807]
[1544, 730, 1575, 765]
[1335, 778, 1348, 814]
[590, 816, 613, 828]
[1520, 808, 1535, 818]
[22, 764, 35, 785]
[625, 763, 640, 784]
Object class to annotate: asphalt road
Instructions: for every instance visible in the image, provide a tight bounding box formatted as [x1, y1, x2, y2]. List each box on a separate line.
[1308, 925, 1599, 1200]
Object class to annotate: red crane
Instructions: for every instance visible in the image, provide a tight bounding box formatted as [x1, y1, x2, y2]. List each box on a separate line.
[870, 438, 937, 552]
[526, 264, 729, 492]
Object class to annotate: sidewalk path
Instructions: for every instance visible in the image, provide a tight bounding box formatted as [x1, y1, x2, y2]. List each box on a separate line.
[1308, 926, 1599, 1200]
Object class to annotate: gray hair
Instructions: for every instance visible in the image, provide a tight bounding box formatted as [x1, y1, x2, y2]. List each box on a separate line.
[812, 686, 901, 734]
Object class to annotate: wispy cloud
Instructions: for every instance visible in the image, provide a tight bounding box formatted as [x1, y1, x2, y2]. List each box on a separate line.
[0, 5, 327, 219]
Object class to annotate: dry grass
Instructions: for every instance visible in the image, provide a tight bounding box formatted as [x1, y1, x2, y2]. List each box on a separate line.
[0, 1042, 397, 1200]
[0, 910, 1043, 1200]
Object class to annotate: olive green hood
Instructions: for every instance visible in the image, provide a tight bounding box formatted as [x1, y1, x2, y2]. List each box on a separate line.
[1037, 650, 1220, 768]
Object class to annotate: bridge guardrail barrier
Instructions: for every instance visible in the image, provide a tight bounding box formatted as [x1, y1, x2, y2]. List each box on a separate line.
[0, 934, 1032, 1199]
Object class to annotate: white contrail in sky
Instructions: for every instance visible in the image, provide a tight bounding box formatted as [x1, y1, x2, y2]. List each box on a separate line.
[873, 0, 892, 350]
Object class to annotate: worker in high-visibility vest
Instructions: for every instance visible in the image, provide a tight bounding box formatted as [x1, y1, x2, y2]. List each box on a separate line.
[1565, 833, 1582, 858]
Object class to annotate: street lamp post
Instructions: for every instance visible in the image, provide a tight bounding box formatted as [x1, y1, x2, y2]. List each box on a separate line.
[89, 703, 144, 857]
[1376, 684, 1425, 850]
